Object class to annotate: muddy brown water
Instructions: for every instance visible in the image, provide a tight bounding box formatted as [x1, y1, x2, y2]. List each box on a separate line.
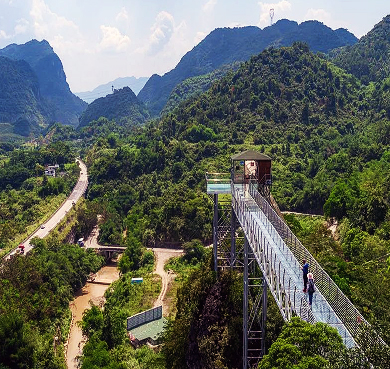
[66, 263, 120, 369]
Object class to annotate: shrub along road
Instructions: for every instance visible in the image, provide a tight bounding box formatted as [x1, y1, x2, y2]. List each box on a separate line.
[5, 159, 88, 260]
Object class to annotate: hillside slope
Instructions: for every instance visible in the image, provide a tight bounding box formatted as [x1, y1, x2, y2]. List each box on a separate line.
[0, 56, 50, 136]
[161, 62, 241, 116]
[78, 87, 150, 128]
[138, 19, 358, 117]
[331, 15, 390, 84]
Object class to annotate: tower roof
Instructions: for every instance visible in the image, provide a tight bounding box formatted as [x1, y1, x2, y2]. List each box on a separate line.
[231, 150, 271, 161]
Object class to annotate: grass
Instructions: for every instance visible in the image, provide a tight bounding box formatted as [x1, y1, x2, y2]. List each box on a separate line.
[163, 251, 210, 318]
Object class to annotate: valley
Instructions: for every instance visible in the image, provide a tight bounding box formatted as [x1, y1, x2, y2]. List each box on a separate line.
[1, 11, 390, 369]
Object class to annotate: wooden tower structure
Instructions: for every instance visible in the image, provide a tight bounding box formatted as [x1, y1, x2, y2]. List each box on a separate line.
[231, 150, 272, 198]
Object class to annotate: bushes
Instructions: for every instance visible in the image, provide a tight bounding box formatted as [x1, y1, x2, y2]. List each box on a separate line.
[0, 239, 104, 369]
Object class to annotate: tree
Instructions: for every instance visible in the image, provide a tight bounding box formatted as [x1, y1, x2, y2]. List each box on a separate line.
[183, 239, 206, 264]
[258, 317, 344, 369]
[0, 313, 35, 369]
[80, 305, 104, 338]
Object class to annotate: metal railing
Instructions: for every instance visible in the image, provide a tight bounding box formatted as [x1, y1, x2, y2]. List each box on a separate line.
[244, 180, 383, 347]
[205, 172, 231, 183]
[231, 184, 317, 326]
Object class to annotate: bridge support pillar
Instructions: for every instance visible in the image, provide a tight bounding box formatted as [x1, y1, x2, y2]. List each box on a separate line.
[243, 237, 249, 369]
[261, 276, 267, 356]
[211, 193, 234, 271]
[213, 194, 218, 273]
[230, 207, 237, 267]
[243, 236, 268, 368]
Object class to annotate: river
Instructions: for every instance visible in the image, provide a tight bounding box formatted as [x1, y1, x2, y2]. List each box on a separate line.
[66, 262, 120, 369]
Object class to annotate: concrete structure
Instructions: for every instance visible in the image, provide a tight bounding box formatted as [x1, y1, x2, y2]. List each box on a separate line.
[44, 164, 60, 177]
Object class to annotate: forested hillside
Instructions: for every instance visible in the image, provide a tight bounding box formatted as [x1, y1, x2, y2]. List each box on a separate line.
[82, 40, 390, 265]
[0, 56, 50, 137]
[78, 87, 150, 128]
[331, 15, 390, 84]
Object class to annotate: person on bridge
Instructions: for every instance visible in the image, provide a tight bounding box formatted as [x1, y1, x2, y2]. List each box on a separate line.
[307, 272, 315, 306]
[302, 259, 309, 292]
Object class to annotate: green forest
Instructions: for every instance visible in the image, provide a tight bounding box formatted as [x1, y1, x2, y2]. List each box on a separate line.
[2, 14, 390, 369]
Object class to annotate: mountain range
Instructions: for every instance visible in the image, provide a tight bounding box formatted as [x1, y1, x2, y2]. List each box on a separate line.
[79, 18, 359, 128]
[137, 19, 358, 117]
[2, 16, 386, 139]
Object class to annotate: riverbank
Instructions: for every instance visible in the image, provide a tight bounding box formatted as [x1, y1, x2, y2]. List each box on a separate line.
[66, 262, 120, 369]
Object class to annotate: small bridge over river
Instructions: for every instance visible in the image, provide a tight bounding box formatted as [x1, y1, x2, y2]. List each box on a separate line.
[86, 245, 126, 259]
[206, 150, 384, 368]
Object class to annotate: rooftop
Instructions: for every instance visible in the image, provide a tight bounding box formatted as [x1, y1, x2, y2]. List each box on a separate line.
[231, 150, 271, 161]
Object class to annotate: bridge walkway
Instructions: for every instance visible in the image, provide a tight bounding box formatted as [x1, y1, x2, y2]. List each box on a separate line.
[232, 183, 357, 348]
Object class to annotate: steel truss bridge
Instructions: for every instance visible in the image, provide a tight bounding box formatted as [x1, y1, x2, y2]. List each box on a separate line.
[206, 174, 383, 368]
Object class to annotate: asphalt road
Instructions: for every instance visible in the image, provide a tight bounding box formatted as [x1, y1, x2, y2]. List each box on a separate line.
[6, 159, 88, 259]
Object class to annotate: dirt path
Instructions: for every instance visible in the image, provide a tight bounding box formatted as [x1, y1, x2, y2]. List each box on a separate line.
[152, 248, 184, 315]
[327, 220, 338, 238]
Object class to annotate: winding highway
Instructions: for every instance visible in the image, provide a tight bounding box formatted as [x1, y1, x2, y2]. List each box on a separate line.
[5, 159, 88, 259]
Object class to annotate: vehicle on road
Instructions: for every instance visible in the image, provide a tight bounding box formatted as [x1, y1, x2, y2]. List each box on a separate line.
[41, 225, 45, 229]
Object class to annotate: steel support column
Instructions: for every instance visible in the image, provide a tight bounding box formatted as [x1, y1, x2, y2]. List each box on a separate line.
[243, 237, 249, 369]
[213, 193, 218, 273]
[261, 276, 267, 356]
[230, 206, 237, 267]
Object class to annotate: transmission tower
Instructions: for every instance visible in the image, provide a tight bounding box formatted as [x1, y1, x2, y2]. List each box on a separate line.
[270, 8, 274, 25]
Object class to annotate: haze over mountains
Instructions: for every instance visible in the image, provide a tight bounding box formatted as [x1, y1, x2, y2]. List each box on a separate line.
[75, 76, 149, 104]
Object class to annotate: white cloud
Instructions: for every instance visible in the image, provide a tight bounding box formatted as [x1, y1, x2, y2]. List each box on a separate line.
[141, 11, 175, 56]
[202, 0, 217, 13]
[14, 18, 29, 35]
[30, 0, 81, 41]
[0, 29, 10, 40]
[258, 0, 291, 27]
[304, 8, 331, 26]
[116, 7, 128, 23]
[99, 25, 131, 53]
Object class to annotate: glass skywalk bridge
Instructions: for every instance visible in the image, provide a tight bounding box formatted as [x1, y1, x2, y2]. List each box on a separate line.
[231, 182, 359, 347]
[206, 153, 385, 367]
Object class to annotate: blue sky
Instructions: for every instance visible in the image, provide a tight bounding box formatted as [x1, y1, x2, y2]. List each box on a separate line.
[0, 0, 388, 92]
